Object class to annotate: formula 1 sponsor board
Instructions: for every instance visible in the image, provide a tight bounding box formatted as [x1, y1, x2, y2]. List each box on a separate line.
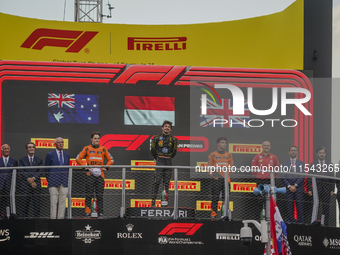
[70, 158, 87, 166]
[131, 160, 156, 170]
[229, 143, 262, 154]
[24, 232, 60, 239]
[294, 235, 312, 247]
[31, 138, 69, 149]
[323, 237, 340, 249]
[117, 223, 143, 239]
[75, 224, 101, 244]
[169, 181, 200, 191]
[65, 198, 85, 208]
[130, 199, 161, 208]
[101, 135, 208, 153]
[196, 201, 233, 211]
[216, 233, 240, 240]
[125, 207, 195, 218]
[230, 182, 257, 193]
[41, 177, 48, 188]
[104, 179, 135, 190]
[158, 223, 204, 245]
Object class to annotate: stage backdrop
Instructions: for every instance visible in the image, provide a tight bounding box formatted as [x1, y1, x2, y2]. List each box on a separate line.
[0, 61, 314, 166]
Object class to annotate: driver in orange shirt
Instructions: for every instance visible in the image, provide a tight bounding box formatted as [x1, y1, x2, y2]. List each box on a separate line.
[207, 137, 233, 220]
[76, 131, 114, 218]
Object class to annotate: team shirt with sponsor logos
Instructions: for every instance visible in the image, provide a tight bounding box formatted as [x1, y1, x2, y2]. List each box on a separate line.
[76, 144, 114, 178]
[151, 134, 178, 159]
[208, 150, 233, 182]
[251, 152, 279, 179]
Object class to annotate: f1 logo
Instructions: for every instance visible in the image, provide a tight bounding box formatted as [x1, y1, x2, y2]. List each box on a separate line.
[158, 223, 203, 235]
[21, 28, 98, 53]
[100, 134, 149, 151]
[100, 134, 209, 152]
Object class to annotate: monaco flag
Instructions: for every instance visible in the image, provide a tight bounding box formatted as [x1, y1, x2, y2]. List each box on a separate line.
[264, 196, 292, 255]
[124, 96, 175, 126]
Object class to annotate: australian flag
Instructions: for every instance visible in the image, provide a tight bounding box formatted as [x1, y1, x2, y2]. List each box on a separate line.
[48, 93, 99, 124]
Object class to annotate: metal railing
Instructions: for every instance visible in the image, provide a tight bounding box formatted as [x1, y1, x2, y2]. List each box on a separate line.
[0, 165, 339, 226]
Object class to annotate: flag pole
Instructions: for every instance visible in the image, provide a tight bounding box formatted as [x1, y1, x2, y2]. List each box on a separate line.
[266, 190, 271, 255]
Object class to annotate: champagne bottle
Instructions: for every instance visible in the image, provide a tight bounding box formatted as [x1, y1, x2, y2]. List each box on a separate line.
[91, 198, 98, 218]
[221, 204, 225, 217]
[260, 207, 265, 220]
[161, 189, 168, 207]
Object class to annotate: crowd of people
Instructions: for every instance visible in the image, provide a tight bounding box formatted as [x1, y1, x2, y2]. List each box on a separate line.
[0, 132, 114, 220]
[208, 138, 340, 225]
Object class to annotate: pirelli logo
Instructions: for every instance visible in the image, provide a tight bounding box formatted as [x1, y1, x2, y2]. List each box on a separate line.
[131, 160, 155, 171]
[70, 158, 87, 166]
[31, 138, 69, 149]
[230, 182, 257, 193]
[169, 181, 200, 191]
[130, 199, 161, 208]
[196, 162, 207, 172]
[127, 37, 187, 51]
[104, 179, 135, 190]
[21, 28, 98, 53]
[66, 198, 85, 208]
[40, 177, 48, 188]
[196, 201, 233, 211]
[229, 143, 262, 154]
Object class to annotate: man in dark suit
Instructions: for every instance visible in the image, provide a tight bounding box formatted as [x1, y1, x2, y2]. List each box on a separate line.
[0, 144, 18, 219]
[307, 146, 335, 226]
[45, 137, 70, 219]
[282, 146, 305, 224]
[18, 142, 43, 218]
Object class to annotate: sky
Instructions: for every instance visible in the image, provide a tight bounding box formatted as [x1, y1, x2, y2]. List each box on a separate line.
[0, 0, 296, 24]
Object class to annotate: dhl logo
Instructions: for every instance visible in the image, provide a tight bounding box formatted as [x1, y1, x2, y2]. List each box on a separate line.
[131, 160, 155, 171]
[230, 182, 257, 193]
[21, 28, 98, 53]
[65, 197, 85, 208]
[229, 143, 262, 154]
[196, 201, 233, 211]
[104, 179, 135, 190]
[169, 181, 200, 191]
[40, 177, 48, 188]
[130, 199, 161, 208]
[70, 158, 87, 166]
[127, 37, 187, 51]
[31, 138, 69, 149]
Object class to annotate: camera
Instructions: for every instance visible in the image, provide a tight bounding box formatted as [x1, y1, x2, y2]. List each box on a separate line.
[240, 220, 268, 245]
[240, 225, 252, 245]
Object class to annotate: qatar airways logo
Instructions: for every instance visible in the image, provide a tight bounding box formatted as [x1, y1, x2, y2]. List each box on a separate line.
[201, 84, 312, 128]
